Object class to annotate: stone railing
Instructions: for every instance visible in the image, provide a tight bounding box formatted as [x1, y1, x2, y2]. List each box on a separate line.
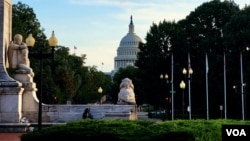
[23, 104, 137, 123]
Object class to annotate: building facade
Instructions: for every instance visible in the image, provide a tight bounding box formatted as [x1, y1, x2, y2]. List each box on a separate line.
[114, 16, 142, 72]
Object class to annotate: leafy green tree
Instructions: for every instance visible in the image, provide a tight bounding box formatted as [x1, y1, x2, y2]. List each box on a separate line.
[223, 5, 250, 51]
[177, 0, 240, 118]
[223, 5, 250, 118]
[52, 46, 85, 103]
[12, 1, 47, 46]
[135, 20, 186, 109]
[179, 0, 239, 53]
[76, 66, 112, 104]
[12, 2, 113, 104]
[135, 0, 241, 118]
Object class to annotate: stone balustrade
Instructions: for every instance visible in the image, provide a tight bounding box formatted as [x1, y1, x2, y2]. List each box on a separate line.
[23, 104, 137, 123]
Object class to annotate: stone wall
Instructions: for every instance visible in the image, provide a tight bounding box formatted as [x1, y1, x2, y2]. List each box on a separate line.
[23, 104, 138, 123]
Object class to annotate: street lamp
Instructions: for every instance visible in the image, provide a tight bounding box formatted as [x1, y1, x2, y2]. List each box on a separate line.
[183, 67, 193, 77]
[179, 80, 186, 118]
[160, 73, 169, 120]
[160, 72, 175, 121]
[160, 73, 169, 83]
[160, 37, 174, 120]
[25, 31, 58, 131]
[182, 68, 187, 75]
[98, 86, 103, 104]
[182, 65, 193, 120]
[160, 73, 168, 79]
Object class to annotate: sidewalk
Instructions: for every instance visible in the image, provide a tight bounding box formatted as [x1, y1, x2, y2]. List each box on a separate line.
[0, 133, 23, 141]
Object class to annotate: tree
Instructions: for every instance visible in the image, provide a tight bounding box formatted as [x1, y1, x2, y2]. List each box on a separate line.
[177, 0, 240, 118]
[52, 47, 83, 102]
[223, 5, 250, 119]
[76, 66, 112, 104]
[135, 0, 242, 119]
[12, 2, 113, 104]
[12, 2, 47, 46]
[223, 5, 250, 51]
[135, 20, 186, 109]
[179, 0, 239, 53]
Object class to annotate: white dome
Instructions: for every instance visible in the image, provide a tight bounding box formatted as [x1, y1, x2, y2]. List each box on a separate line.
[114, 16, 142, 72]
[119, 16, 142, 48]
[119, 33, 142, 48]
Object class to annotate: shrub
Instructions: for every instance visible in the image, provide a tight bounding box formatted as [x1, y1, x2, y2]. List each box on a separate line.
[21, 119, 250, 141]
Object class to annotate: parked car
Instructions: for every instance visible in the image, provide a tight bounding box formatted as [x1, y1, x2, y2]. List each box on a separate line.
[148, 110, 167, 119]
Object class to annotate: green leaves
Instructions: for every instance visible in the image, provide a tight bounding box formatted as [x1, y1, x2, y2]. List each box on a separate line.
[12, 2, 46, 43]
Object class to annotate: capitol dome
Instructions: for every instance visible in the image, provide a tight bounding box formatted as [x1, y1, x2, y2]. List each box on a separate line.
[114, 16, 142, 71]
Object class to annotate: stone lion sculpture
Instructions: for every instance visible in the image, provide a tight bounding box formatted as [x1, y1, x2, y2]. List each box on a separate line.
[117, 78, 136, 105]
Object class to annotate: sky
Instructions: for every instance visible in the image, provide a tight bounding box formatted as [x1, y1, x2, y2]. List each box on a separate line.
[12, 0, 249, 72]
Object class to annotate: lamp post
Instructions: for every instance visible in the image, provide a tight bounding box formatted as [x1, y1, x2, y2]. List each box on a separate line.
[179, 80, 186, 118]
[160, 38, 174, 120]
[160, 73, 169, 120]
[98, 86, 103, 104]
[182, 65, 193, 120]
[220, 105, 223, 119]
[160, 73, 169, 83]
[160, 71, 175, 120]
[25, 31, 58, 131]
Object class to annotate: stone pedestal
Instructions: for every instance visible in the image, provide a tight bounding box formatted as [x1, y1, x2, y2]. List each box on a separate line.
[13, 72, 38, 122]
[0, 86, 23, 123]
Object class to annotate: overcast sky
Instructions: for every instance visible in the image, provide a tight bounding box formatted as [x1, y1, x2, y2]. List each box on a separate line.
[12, 0, 249, 72]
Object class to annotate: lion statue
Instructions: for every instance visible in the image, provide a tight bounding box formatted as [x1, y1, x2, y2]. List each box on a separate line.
[117, 78, 136, 105]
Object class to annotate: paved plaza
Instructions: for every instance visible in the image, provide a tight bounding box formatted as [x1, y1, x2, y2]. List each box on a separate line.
[0, 133, 23, 141]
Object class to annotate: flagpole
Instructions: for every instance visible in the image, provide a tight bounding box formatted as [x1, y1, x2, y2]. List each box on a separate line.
[171, 52, 174, 120]
[101, 62, 104, 72]
[188, 52, 191, 120]
[206, 52, 209, 120]
[73, 46, 77, 55]
[240, 51, 245, 120]
[223, 52, 227, 120]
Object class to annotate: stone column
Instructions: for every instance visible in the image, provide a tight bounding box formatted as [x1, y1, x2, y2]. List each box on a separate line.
[0, 0, 23, 123]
